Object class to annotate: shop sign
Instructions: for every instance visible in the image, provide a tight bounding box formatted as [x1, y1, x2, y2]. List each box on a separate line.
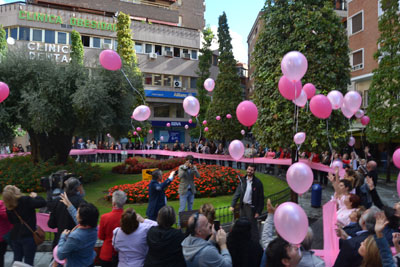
[27, 41, 70, 63]
[145, 90, 197, 99]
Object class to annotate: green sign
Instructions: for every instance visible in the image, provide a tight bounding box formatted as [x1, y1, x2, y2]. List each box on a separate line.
[18, 11, 116, 32]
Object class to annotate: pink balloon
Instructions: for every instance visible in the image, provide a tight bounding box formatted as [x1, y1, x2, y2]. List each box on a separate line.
[278, 76, 302, 100]
[53, 245, 66, 265]
[331, 160, 343, 171]
[107, 133, 111, 137]
[292, 90, 307, 107]
[136, 127, 141, 132]
[160, 136, 164, 141]
[236, 101, 258, 127]
[0, 82, 10, 103]
[348, 136, 355, 146]
[397, 173, 400, 198]
[185, 124, 189, 130]
[183, 96, 200, 116]
[303, 83, 316, 99]
[310, 95, 332, 119]
[189, 119, 193, 123]
[202, 120, 207, 125]
[132, 105, 151, 121]
[216, 116, 221, 121]
[204, 78, 215, 92]
[393, 148, 400, 169]
[341, 104, 354, 119]
[240, 130, 245, 135]
[226, 114, 232, 119]
[229, 140, 245, 160]
[166, 123, 171, 127]
[286, 162, 313, 194]
[274, 202, 309, 244]
[204, 127, 209, 132]
[327, 90, 344, 110]
[361, 116, 370, 126]
[355, 109, 365, 119]
[148, 129, 153, 134]
[343, 91, 362, 113]
[99, 49, 122, 71]
[293, 132, 306, 145]
[281, 51, 308, 81]
[133, 131, 138, 136]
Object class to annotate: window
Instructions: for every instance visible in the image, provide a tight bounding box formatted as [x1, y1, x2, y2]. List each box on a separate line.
[351, 49, 363, 71]
[45, 30, 55, 43]
[164, 46, 171, 52]
[145, 44, 152, 53]
[81, 35, 90, 47]
[176, 104, 184, 118]
[19, 27, 30, 41]
[174, 47, 180, 57]
[10, 28, 18, 40]
[155, 45, 162, 55]
[5, 28, 8, 39]
[351, 12, 363, 34]
[182, 77, 188, 88]
[144, 73, 152, 85]
[104, 39, 112, 44]
[163, 75, 172, 87]
[114, 40, 118, 51]
[191, 50, 198, 60]
[92, 37, 101, 48]
[154, 104, 170, 117]
[135, 42, 143, 53]
[153, 74, 162, 86]
[183, 49, 189, 54]
[32, 29, 43, 42]
[362, 90, 368, 107]
[57, 32, 67, 44]
[190, 77, 197, 89]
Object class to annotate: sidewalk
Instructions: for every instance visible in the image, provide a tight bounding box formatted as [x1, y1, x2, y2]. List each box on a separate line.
[5, 251, 53, 267]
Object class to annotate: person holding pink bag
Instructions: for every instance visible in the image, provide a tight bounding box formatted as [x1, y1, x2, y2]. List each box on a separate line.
[0, 200, 12, 267]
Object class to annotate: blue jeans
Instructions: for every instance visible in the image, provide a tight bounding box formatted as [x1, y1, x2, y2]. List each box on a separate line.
[178, 189, 194, 225]
[11, 236, 36, 266]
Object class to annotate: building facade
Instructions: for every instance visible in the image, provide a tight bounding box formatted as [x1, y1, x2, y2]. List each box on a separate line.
[0, 0, 212, 144]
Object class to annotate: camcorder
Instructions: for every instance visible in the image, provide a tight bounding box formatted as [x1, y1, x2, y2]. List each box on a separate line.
[40, 170, 81, 201]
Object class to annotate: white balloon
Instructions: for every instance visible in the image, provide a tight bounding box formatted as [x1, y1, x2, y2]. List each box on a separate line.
[292, 90, 307, 107]
[327, 90, 344, 110]
[343, 91, 362, 113]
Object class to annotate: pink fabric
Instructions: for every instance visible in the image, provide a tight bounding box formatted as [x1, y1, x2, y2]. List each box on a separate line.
[36, 213, 57, 233]
[317, 200, 339, 267]
[0, 201, 12, 242]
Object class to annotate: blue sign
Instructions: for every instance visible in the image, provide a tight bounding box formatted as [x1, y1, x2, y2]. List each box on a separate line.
[151, 120, 196, 127]
[145, 90, 197, 99]
[169, 131, 181, 143]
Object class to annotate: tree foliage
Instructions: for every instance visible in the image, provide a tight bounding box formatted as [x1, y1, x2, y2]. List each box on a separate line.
[205, 13, 243, 143]
[191, 26, 214, 138]
[252, 0, 350, 151]
[117, 12, 137, 68]
[70, 30, 84, 65]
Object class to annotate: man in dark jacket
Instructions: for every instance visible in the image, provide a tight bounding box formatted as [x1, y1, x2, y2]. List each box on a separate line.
[146, 170, 175, 221]
[366, 160, 378, 186]
[229, 164, 264, 241]
[48, 177, 86, 248]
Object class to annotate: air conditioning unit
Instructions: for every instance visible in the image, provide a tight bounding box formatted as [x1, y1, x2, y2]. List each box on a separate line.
[174, 80, 182, 88]
[148, 53, 157, 59]
[103, 43, 112, 49]
[183, 53, 191, 59]
[165, 50, 173, 57]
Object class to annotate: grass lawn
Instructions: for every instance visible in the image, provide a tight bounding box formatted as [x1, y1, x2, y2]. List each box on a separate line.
[85, 163, 288, 216]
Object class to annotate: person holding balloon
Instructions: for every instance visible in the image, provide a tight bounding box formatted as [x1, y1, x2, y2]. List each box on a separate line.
[229, 164, 264, 242]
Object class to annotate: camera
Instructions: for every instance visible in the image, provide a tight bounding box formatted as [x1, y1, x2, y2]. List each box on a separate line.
[40, 170, 81, 200]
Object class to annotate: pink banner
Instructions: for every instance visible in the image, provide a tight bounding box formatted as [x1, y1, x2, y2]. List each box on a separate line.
[36, 213, 57, 233]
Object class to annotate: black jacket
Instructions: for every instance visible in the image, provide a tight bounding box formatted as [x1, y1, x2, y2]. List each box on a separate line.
[231, 175, 264, 215]
[48, 193, 85, 247]
[227, 238, 263, 267]
[144, 226, 186, 267]
[6, 196, 46, 240]
[333, 231, 369, 267]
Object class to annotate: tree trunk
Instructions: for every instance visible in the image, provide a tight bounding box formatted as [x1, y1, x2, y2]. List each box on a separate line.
[290, 147, 298, 203]
[28, 129, 73, 165]
[386, 142, 393, 183]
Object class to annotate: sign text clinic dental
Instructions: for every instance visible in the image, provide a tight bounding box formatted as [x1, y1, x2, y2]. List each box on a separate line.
[18, 11, 116, 31]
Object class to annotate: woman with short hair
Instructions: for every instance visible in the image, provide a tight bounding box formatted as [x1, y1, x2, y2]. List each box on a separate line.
[144, 206, 186, 267]
[3, 185, 46, 266]
[113, 208, 157, 267]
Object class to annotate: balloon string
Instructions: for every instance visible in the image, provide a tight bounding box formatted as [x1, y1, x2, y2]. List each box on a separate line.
[326, 119, 333, 155]
[295, 105, 299, 133]
[348, 119, 353, 138]
[120, 68, 145, 104]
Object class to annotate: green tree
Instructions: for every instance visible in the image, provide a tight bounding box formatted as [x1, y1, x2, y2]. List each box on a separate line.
[366, 0, 400, 182]
[190, 26, 214, 138]
[0, 25, 7, 59]
[205, 13, 242, 143]
[252, 0, 350, 152]
[117, 12, 137, 68]
[70, 30, 84, 65]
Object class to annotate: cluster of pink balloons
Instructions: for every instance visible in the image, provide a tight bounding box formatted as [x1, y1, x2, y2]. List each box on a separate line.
[132, 105, 151, 121]
[204, 78, 215, 92]
[229, 140, 244, 160]
[183, 96, 200, 117]
[236, 100, 258, 127]
[0, 82, 9, 103]
[286, 162, 313, 195]
[99, 50, 122, 71]
[274, 202, 309, 244]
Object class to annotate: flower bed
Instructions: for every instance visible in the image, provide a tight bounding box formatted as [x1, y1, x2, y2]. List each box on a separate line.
[107, 164, 241, 203]
[0, 155, 101, 192]
[111, 157, 186, 174]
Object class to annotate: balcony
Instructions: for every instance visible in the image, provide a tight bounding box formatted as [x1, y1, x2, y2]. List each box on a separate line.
[333, 0, 347, 11]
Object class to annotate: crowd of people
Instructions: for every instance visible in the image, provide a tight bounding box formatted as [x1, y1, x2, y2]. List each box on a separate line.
[0, 143, 27, 154]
